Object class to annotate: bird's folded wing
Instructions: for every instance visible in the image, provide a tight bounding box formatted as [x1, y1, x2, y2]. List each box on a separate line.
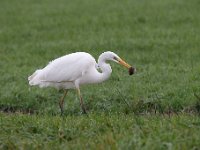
[40, 53, 95, 83]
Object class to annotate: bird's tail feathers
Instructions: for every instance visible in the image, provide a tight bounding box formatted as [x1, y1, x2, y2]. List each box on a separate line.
[28, 69, 43, 86]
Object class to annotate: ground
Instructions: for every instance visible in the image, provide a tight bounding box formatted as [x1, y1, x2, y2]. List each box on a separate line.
[0, 0, 200, 149]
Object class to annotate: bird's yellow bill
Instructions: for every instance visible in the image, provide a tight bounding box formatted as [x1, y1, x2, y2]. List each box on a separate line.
[118, 58, 131, 69]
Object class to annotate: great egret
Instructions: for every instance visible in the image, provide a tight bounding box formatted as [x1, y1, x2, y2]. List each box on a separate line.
[28, 51, 135, 114]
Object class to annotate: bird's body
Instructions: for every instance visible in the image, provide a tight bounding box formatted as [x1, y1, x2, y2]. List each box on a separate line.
[28, 52, 113, 89]
[28, 51, 135, 114]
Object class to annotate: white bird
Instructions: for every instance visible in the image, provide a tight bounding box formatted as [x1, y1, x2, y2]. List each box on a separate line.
[28, 51, 135, 114]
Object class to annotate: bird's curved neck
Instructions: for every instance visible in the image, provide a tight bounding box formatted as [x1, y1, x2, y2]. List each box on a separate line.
[95, 53, 112, 83]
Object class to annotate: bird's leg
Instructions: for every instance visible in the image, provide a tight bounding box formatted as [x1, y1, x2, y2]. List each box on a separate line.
[59, 90, 68, 115]
[77, 88, 87, 114]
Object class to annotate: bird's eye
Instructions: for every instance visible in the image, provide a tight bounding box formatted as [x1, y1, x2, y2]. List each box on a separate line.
[113, 56, 118, 61]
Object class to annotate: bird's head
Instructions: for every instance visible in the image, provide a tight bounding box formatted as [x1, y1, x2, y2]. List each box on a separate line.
[100, 51, 136, 75]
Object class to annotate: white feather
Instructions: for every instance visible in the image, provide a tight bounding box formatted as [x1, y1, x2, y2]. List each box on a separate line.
[28, 51, 132, 90]
[28, 52, 96, 89]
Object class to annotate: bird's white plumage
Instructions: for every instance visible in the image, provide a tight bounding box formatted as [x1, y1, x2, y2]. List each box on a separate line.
[28, 52, 98, 89]
[28, 51, 132, 91]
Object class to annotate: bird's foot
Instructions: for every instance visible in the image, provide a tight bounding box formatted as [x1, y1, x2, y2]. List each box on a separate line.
[59, 102, 64, 116]
[81, 106, 87, 115]
[82, 109, 87, 115]
[60, 110, 64, 116]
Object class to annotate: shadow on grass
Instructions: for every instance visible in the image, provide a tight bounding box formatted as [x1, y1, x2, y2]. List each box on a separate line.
[1, 93, 200, 116]
[0, 104, 36, 115]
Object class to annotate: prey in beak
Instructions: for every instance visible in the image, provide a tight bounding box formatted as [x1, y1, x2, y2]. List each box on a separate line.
[117, 58, 136, 75]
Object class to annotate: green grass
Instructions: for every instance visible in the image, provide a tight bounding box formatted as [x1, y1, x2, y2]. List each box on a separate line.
[1, 113, 200, 149]
[0, 0, 200, 149]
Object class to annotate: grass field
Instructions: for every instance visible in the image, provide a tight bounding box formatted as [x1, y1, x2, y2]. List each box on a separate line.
[0, 0, 200, 149]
